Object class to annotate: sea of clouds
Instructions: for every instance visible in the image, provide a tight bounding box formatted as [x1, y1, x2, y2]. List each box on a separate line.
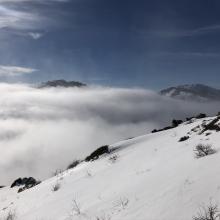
[0, 83, 220, 184]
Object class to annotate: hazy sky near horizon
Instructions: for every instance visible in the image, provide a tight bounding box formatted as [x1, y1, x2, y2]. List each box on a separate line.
[1, 0, 220, 89]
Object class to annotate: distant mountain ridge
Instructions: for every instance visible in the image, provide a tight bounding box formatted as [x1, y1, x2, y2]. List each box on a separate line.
[39, 79, 86, 88]
[159, 84, 220, 101]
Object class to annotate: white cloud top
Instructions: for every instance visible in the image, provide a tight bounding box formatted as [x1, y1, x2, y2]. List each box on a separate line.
[0, 84, 219, 184]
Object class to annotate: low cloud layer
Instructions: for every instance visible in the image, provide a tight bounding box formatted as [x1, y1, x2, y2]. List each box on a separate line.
[1, 83, 220, 185]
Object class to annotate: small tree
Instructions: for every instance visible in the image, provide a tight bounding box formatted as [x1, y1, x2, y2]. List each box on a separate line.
[194, 144, 216, 158]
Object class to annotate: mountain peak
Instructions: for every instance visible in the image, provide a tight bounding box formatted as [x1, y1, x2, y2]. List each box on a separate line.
[38, 79, 87, 88]
[159, 84, 220, 101]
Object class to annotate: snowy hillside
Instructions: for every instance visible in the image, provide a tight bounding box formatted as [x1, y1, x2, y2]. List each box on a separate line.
[1, 116, 220, 220]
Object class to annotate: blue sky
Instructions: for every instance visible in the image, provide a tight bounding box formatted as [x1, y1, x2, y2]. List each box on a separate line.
[1, 0, 220, 89]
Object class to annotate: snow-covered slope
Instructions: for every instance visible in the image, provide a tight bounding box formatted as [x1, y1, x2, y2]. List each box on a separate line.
[1, 116, 220, 220]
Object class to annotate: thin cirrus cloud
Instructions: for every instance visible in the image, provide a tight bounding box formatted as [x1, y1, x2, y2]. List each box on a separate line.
[144, 24, 220, 38]
[0, 0, 67, 32]
[0, 65, 37, 76]
[0, 0, 68, 2]
[28, 32, 43, 39]
[0, 5, 39, 30]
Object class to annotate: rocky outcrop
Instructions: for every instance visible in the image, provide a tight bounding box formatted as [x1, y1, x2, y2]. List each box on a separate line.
[11, 177, 41, 193]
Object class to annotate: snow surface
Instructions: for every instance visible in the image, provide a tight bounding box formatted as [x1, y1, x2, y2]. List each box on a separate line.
[1, 117, 220, 220]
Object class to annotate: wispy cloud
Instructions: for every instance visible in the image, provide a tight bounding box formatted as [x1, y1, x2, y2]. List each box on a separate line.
[0, 5, 39, 30]
[0, 0, 68, 32]
[153, 51, 220, 59]
[0, 0, 68, 2]
[28, 32, 43, 39]
[140, 24, 220, 39]
[188, 25, 220, 36]
[0, 65, 37, 76]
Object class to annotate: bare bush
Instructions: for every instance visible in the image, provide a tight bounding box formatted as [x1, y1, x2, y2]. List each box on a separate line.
[52, 169, 63, 177]
[71, 198, 81, 216]
[193, 202, 220, 220]
[4, 210, 16, 220]
[115, 197, 129, 210]
[96, 214, 111, 220]
[86, 169, 92, 177]
[108, 154, 118, 163]
[194, 144, 217, 158]
[52, 182, 61, 192]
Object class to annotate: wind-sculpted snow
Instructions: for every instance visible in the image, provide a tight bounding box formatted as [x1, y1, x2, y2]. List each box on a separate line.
[0, 83, 220, 184]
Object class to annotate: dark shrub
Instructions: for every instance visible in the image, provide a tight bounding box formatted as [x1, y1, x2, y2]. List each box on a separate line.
[205, 132, 211, 136]
[17, 179, 41, 193]
[152, 126, 174, 133]
[11, 178, 23, 188]
[18, 188, 25, 193]
[201, 117, 220, 133]
[195, 113, 207, 119]
[172, 119, 183, 127]
[67, 160, 80, 170]
[186, 117, 194, 121]
[11, 177, 41, 193]
[151, 129, 158, 133]
[25, 177, 37, 187]
[85, 145, 109, 161]
[179, 136, 189, 142]
[162, 126, 174, 131]
[194, 144, 216, 158]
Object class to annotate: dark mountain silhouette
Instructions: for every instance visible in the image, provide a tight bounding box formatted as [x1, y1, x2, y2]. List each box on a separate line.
[160, 84, 220, 101]
[39, 79, 86, 88]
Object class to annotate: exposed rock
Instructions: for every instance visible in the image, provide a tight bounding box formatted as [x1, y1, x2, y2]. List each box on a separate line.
[11, 177, 41, 193]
